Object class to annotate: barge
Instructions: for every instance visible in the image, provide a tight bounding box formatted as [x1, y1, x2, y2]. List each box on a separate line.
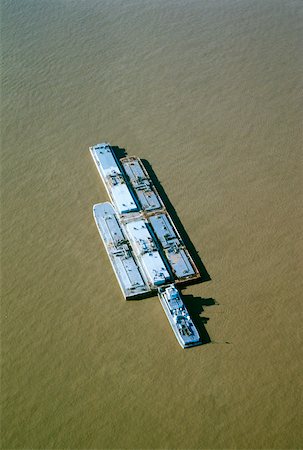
[89, 143, 200, 285]
[93, 202, 151, 299]
[90, 142, 203, 347]
[120, 156, 164, 212]
[124, 218, 171, 286]
[149, 213, 197, 283]
[90, 143, 138, 214]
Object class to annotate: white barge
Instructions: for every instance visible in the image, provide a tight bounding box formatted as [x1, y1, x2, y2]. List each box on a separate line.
[90, 143, 138, 214]
[90, 142, 203, 347]
[90, 142, 200, 286]
[93, 202, 151, 299]
[124, 218, 171, 286]
[121, 156, 164, 212]
[149, 213, 197, 282]
[158, 284, 201, 348]
[120, 155, 199, 284]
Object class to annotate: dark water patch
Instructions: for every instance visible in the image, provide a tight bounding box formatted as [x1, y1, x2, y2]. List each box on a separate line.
[182, 294, 218, 345]
[111, 145, 127, 160]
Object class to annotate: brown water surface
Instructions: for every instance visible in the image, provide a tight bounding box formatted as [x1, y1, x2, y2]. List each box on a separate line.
[1, 0, 302, 448]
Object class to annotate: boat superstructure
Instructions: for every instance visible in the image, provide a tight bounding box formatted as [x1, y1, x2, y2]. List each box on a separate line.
[90, 142, 203, 347]
[158, 284, 201, 348]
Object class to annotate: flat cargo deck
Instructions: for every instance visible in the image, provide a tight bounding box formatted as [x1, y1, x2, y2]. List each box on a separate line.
[90, 143, 200, 294]
[124, 218, 171, 286]
[93, 202, 151, 299]
[149, 213, 198, 282]
[121, 156, 164, 212]
[90, 143, 138, 214]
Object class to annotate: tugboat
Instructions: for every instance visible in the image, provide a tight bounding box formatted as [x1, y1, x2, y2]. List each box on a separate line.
[158, 284, 201, 348]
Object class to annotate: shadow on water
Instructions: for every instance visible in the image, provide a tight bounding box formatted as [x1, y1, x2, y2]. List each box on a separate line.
[141, 160, 211, 283]
[111, 146, 127, 160]
[182, 295, 218, 345]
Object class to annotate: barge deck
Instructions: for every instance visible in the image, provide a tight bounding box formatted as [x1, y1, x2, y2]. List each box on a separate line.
[90, 143, 138, 214]
[90, 142, 203, 347]
[93, 202, 151, 299]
